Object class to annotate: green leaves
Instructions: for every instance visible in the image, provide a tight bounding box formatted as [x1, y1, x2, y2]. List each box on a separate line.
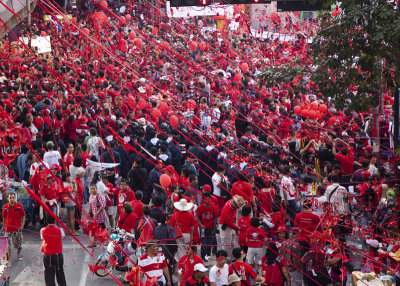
[311, 0, 400, 110]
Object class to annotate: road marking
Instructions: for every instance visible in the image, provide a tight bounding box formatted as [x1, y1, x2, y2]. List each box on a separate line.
[78, 250, 91, 285]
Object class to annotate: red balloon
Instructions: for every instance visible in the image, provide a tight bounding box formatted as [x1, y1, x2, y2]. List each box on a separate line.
[240, 62, 249, 72]
[134, 38, 142, 48]
[160, 174, 171, 188]
[294, 105, 301, 115]
[119, 16, 126, 25]
[158, 102, 168, 114]
[310, 101, 319, 110]
[138, 98, 146, 109]
[41, 31, 47, 37]
[127, 96, 135, 106]
[170, 115, 178, 128]
[319, 104, 327, 113]
[151, 108, 161, 118]
[151, 27, 158, 35]
[199, 41, 206, 51]
[308, 110, 317, 119]
[126, 14, 131, 21]
[316, 111, 323, 120]
[301, 109, 309, 118]
[162, 41, 169, 49]
[233, 72, 243, 82]
[129, 31, 136, 40]
[189, 41, 197, 51]
[187, 100, 196, 111]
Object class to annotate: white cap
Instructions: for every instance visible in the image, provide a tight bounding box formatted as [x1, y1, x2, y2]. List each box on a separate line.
[193, 263, 208, 272]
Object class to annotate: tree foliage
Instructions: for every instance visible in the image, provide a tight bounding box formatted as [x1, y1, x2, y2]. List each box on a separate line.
[311, 0, 400, 111]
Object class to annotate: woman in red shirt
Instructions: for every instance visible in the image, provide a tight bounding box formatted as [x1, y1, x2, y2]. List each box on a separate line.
[117, 202, 138, 233]
[260, 243, 289, 286]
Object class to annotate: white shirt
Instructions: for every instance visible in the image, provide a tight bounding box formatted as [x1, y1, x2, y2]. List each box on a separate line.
[280, 176, 295, 200]
[96, 181, 108, 200]
[43, 151, 61, 167]
[209, 264, 229, 286]
[212, 172, 222, 197]
[325, 183, 347, 214]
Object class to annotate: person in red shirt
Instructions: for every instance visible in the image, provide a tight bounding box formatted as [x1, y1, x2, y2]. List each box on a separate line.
[238, 205, 252, 253]
[332, 139, 354, 182]
[116, 179, 135, 217]
[231, 173, 254, 205]
[117, 202, 138, 233]
[171, 198, 196, 260]
[134, 205, 157, 247]
[294, 199, 321, 258]
[229, 247, 265, 286]
[246, 217, 267, 271]
[2, 192, 26, 261]
[219, 195, 245, 260]
[40, 174, 60, 216]
[177, 244, 204, 286]
[80, 143, 90, 168]
[63, 143, 74, 173]
[260, 242, 290, 286]
[41, 214, 67, 286]
[195, 192, 218, 260]
[185, 263, 210, 286]
[130, 190, 144, 218]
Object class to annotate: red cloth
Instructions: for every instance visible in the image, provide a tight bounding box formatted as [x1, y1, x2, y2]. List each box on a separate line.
[177, 254, 204, 286]
[219, 199, 239, 231]
[335, 149, 354, 175]
[246, 226, 266, 248]
[259, 188, 276, 213]
[170, 210, 196, 234]
[238, 216, 251, 246]
[2, 202, 26, 232]
[80, 152, 90, 168]
[195, 204, 218, 229]
[63, 153, 74, 171]
[136, 217, 156, 246]
[41, 225, 63, 255]
[75, 177, 84, 206]
[130, 200, 144, 218]
[117, 188, 135, 214]
[294, 212, 321, 242]
[260, 256, 286, 286]
[228, 261, 257, 286]
[231, 180, 253, 203]
[117, 212, 138, 233]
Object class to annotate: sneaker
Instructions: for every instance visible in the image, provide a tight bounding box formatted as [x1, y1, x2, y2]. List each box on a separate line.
[17, 254, 22, 261]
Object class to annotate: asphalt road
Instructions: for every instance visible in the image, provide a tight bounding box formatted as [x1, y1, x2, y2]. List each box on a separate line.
[6, 228, 131, 286]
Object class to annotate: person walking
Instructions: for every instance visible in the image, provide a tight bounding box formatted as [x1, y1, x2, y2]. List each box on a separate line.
[41, 214, 67, 286]
[2, 192, 26, 262]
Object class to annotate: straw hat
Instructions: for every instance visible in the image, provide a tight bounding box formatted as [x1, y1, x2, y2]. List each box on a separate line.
[228, 274, 241, 284]
[389, 249, 400, 261]
[233, 195, 245, 208]
[174, 198, 193, 211]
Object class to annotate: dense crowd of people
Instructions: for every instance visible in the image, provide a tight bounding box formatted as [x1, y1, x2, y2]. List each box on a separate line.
[0, 0, 399, 285]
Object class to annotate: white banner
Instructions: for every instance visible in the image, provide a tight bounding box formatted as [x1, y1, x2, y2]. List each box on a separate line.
[87, 159, 120, 169]
[31, 36, 51, 54]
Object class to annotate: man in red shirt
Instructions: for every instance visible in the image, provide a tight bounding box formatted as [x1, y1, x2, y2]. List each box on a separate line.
[196, 192, 218, 260]
[116, 179, 135, 218]
[231, 173, 254, 205]
[294, 199, 321, 258]
[219, 195, 245, 260]
[228, 247, 265, 286]
[130, 190, 144, 218]
[177, 244, 204, 286]
[63, 143, 74, 173]
[2, 192, 26, 261]
[332, 138, 354, 183]
[41, 214, 67, 286]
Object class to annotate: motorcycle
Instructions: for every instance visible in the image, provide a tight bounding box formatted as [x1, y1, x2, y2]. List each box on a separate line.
[95, 228, 137, 277]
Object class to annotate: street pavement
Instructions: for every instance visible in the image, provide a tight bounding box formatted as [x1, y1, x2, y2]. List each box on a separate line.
[7, 228, 130, 285]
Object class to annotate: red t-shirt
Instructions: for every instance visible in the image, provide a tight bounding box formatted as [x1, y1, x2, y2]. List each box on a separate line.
[219, 199, 238, 231]
[63, 153, 74, 171]
[260, 256, 286, 286]
[40, 184, 58, 202]
[171, 210, 196, 234]
[232, 180, 253, 203]
[80, 152, 90, 168]
[130, 200, 144, 218]
[335, 150, 354, 175]
[117, 212, 138, 233]
[41, 224, 63, 255]
[2, 203, 26, 232]
[195, 204, 218, 229]
[228, 261, 257, 286]
[117, 188, 135, 214]
[259, 188, 276, 214]
[238, 216, 251, 246]
[294, 212, 321, 242]
[178, 254, 204, 286]
[75, 177, 84, 205]
[246, 226, 266, 248]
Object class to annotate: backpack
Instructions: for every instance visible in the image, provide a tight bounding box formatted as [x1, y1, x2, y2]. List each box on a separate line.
[136, 217, 155, 246]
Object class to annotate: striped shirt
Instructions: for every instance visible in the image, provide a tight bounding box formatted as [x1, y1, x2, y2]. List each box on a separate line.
[138, 252, 166, 279]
